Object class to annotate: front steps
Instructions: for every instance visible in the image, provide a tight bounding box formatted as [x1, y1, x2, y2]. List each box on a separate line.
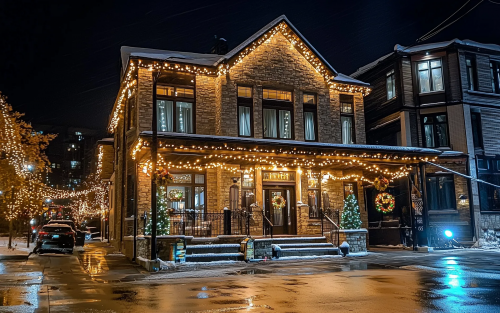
[184, 236, 338, 262]
[185, 243, 244, 262]
[271, 237, 339, 257]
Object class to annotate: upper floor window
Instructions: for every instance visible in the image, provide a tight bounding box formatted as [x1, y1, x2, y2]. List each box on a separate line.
[386, 69, 396, 100]
[422, 113, 448, 148]
[237, 86, 253, 137]
[471, 111, 483, 149]
[465, 56, 477, 91]
[156, 85, 194, 133]
[477, 157, 500, 211]
[303, 93, 317, 141]
[262, 89, 293, 139]
[417, 59, 444, 93]
[426, 174, 456, 210]
[340, 95, 355, 144]
[263, 89, 292, 101]
[491, 61, 500, 94]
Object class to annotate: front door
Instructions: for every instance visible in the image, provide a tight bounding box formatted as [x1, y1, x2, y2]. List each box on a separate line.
[264, 188, 296, 235]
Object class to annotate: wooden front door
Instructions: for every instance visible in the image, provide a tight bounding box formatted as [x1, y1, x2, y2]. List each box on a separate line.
[264, 187, 296, 235]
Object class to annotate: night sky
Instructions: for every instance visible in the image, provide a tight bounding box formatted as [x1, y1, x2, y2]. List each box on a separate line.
[1, 0, 499, 132]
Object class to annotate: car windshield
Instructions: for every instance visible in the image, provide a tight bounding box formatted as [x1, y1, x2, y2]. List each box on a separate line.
[43, 226, 72, 233]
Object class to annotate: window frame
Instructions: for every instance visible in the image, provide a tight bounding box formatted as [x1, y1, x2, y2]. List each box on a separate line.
[421, 113, 450, 148]
[386, 69, 396, 100]
[471, 111, 483, 150]
[490, 61, 500, 94]
[165, 170, 207, 213]
[426, 173, 457, 211]
[343, 181, 358, 200]
[303, 93, 318, 142]
[240, 168, 256, 211]
[417, 58, 445, 94]
[262, 88, 294, 140]
[465, 55, 477, 91]
[307, 172, 321, 219]
[156, 84, 196, 134]
[237, 86, 254, 137]
[340, 95, 356, 144]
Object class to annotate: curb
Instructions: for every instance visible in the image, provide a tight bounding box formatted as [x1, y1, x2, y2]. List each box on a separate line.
[0, 254, 29, 260]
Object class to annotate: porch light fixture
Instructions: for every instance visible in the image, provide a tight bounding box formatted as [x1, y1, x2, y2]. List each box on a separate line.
[459, 194, 467, 204]
[444, 230, 453, 238]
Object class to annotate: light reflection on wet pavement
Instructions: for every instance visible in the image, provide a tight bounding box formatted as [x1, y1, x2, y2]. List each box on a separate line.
[0, 243, 500, 312]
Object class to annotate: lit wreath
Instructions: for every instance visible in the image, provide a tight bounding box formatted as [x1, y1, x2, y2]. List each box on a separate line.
[272, 195, 286, 209]
[167, 189, 184, 202]
[153, 168, 174, 187]
[374, 176, 389, 191]
[375, 192, 395, 213]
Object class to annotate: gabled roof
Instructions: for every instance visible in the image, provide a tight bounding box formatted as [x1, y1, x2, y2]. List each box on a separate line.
[351, 38, 500, 78]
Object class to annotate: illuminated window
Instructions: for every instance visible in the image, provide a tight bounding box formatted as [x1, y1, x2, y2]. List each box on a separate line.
[70, 161, 81, 169]
[340, 95, 355, 144]
[238, 86, 252, 98]
[386, 69, 396, 100]
[303, 93, 317, 141]
[263, 89, 292, 101]
[417, 59, 444, 93]
[422, 114, 448, 148]
[465, 56, 477, 91]
[156, 85, 194, 133]
[303, 94, 316, 104]
[263, 89, 293, 139]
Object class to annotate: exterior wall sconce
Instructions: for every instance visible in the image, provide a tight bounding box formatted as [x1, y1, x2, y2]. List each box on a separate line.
[459, 194, 468, 205]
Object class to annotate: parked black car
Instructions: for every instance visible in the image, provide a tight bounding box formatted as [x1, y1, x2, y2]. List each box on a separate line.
[47, 219, 85, 246]
[36, 224, 75, 254]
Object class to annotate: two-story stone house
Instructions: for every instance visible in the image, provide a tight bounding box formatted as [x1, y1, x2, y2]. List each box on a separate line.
[107, 15, 442, 258]
[352, 39, 500, 245]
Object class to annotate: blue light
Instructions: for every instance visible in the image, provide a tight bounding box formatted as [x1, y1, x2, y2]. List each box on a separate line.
[444, 230, 453, 238]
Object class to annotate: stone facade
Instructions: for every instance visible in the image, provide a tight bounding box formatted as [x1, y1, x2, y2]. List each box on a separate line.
[339, 229, 368, 253]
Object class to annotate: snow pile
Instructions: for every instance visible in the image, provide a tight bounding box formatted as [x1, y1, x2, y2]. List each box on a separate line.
[0, 237, 33, 255]
[474, 230, 500, 249]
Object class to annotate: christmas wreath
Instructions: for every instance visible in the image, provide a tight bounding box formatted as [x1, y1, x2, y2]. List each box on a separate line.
[374, 176, 389, 191]
[167, 189, 184, 202]
[153, 168, 174, 187]
[375, 192, 395, 213]
[272, 195, 286, 209]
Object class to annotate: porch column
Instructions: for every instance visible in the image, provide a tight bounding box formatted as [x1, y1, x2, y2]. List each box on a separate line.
[418, 163, 430, 246]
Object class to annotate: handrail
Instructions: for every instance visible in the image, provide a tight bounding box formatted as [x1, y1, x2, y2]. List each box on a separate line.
[262, 211, 274, 238]
[320, 208, 340, 247]
[323, 214, 339, 230]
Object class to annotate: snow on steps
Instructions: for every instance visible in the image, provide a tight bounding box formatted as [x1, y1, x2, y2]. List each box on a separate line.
[186, 243, 243, 262]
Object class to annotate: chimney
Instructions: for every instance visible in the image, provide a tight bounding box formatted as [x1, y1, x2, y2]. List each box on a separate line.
[211, 35, 228, 55]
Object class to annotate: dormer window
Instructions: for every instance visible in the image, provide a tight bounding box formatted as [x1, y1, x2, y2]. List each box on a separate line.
[156, 85, 195, 133]
[262, 89, 293, 139]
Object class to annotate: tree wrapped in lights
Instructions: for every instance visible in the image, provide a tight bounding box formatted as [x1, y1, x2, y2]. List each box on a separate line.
[145, 186, 171, 236]
[340, 190, 362, 230]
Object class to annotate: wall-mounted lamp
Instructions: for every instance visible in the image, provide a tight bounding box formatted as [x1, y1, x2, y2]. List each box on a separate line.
[459, 194, 468, 205]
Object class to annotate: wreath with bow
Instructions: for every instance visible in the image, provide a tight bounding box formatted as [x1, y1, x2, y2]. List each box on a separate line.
[375, 192, 395, 213]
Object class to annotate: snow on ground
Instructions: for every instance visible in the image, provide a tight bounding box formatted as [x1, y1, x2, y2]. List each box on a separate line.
[0, 237, 34, 255]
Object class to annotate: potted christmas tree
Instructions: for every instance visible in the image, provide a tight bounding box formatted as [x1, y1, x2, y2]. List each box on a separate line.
[339, 190, 367, 254]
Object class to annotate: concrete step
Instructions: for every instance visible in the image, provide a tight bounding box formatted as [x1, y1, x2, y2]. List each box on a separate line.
[277, 243, 335, 249]
[269, 236, 327, 245]
[185, 252, 244, 262]
[186, 244, 240, 254]
[280, 247, 339, 257]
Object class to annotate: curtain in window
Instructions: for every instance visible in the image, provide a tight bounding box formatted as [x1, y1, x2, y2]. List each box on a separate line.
[279, 110, 291, 139]
[157, 100, 173, 132]
[304, 112, 315, 141]
[263, 109, 277, 138]
[341, 116, 353, 144]
[418, 62, 430, 93]
[176, 102, 193, 133]
[238, 106, 251, 136]
[424, 124, 435, 147]
[386, 75, 395, 99]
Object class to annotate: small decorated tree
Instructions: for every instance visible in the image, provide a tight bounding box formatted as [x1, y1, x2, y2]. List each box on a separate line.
[340, 190, 362, 229]
[145, 186, 171, 235]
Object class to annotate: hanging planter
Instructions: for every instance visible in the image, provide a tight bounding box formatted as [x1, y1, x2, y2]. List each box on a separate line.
[153, 168, 174, 187]
[167, 189, 184, 202]
[272, 195, 286, 209]
[375, 192, 395, 213]
[374, 176, 389, 191]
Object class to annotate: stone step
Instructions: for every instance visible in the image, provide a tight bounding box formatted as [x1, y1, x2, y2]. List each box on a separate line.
[277, 243, 335, 249]
[185, 252, 244, 262]
[186, 244, 241, 254]
[280, 247, 339, 257]
[269, 236, 327, 245]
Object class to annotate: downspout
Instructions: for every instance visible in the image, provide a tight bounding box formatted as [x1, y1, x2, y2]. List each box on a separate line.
[465, 157, 476, 241]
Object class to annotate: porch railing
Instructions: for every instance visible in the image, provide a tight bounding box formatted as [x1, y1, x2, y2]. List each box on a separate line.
[166, 210, 250, 237]
[320, 208, 340, 247]
[262, 211, 274, 238]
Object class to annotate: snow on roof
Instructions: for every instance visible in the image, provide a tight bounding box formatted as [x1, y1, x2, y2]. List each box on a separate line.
[350, 52, 394, 78]
[120, 46, 224, 72]
[334, 73, 370, 87]
[140, 131, 442, 156]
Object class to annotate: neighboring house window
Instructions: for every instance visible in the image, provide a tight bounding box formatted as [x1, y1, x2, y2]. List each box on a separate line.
[386, 69, 396, 100]
[490, 61, 500, 94]
[340, 95, 355, 144]
[471, 111, 483, 149]
[262, 89, 293, 139]
[465, 56, 477, 91]
[426, 174, 456, 210]
[237, 86, 253, 137]
[70, 161, 81, 169]
[417, 59, 444, 93]
[303, 93, 317, 141]
[307, 172, 321, 218]
[156, 85, 195, 133]
[422, 114, 449, 148]
[477, 157, 500, 211]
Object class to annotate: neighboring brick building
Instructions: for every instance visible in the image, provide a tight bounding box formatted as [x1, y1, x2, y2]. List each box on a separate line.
[107, 15, 442, 256]
[352, 39, 500, 244]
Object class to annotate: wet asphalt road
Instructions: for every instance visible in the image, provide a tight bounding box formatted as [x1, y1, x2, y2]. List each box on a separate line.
[1, 243, 500, 312]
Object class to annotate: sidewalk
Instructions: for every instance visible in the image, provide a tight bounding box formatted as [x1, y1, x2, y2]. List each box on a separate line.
[0, 236, 34, 260]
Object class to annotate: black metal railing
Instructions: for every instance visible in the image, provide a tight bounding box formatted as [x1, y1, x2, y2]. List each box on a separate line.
[164, 210, 250, 237]
[320, 208, 340, 247]
[262, 211, 274, 238]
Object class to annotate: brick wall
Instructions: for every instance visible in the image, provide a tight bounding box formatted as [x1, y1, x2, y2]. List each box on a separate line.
[195, 75, 217, 135]
[137, 68, 153, 132]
